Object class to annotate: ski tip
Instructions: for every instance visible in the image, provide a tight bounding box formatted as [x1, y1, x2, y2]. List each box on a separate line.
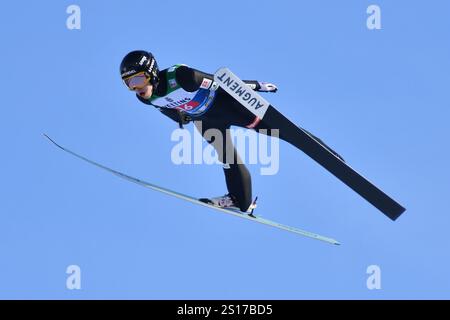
[43, 133, 63, 150]
[43, 133, 55, 144]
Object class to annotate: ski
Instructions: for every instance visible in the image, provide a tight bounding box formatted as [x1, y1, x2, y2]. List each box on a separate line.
[214, 67, 406, 221]
[44, 134, 340, 245]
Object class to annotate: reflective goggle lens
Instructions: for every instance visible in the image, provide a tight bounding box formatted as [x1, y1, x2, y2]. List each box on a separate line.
[124, 72, 150, 90]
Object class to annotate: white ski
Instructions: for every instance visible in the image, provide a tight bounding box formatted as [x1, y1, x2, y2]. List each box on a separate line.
[44, 134, 340, 245]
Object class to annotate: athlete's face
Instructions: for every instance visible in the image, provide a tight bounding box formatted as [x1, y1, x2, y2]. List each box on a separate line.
[136, 84, 153, 99]
[123, 72, 154, 99]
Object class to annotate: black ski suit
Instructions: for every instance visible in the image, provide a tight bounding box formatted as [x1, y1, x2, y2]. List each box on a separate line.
[137, 65, 342, 212]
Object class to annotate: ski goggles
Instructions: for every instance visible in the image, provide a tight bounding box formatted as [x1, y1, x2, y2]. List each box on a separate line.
[123, 72, 151, 90]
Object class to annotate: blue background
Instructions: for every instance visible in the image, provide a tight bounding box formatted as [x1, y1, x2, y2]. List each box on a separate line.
[1, 0, 449, 299]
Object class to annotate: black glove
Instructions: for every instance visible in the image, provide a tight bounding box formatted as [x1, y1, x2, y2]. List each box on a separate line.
[177, 110, 191, 129]
[258, 82, 278, 93]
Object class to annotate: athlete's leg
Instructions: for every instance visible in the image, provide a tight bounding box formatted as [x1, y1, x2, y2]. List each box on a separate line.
[209, 91, 345, 161]
[252, 106, 345, 161]
[194, 119, 253, 212]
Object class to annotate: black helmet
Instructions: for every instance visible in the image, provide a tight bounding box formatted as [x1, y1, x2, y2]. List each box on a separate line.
[120, 50, 159, 87]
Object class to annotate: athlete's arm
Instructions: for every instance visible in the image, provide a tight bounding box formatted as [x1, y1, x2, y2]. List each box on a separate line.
[175, 66, 276, 92]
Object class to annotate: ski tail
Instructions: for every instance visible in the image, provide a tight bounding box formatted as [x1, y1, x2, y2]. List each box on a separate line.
[264, 106, 406, 221]
[214, 67, 405, 221]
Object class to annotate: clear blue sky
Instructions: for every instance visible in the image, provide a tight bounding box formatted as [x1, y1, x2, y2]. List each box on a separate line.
[1, 0, 449, 299]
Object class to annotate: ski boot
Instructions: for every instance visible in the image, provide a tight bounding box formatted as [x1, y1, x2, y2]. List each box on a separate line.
[199, 194, 258, 216]
[199, 193, 240, 211]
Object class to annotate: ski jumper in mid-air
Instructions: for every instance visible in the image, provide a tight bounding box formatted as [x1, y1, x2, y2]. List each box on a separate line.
[119, 50, 344, 213]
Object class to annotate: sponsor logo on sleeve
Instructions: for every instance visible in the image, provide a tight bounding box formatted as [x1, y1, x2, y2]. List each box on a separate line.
[210, 82, 219, 91]
[200, 78, 213, 89]
[169, 79, 177, 89]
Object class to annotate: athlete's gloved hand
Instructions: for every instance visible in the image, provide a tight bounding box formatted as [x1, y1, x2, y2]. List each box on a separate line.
[177, 110, 192, 129]
[258, 82, 278, 93]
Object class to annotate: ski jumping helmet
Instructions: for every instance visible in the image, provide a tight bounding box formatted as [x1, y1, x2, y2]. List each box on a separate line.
[120, 50, 159, 89]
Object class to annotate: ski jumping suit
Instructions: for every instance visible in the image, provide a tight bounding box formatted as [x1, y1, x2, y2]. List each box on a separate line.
[137, 65, 342, 212]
